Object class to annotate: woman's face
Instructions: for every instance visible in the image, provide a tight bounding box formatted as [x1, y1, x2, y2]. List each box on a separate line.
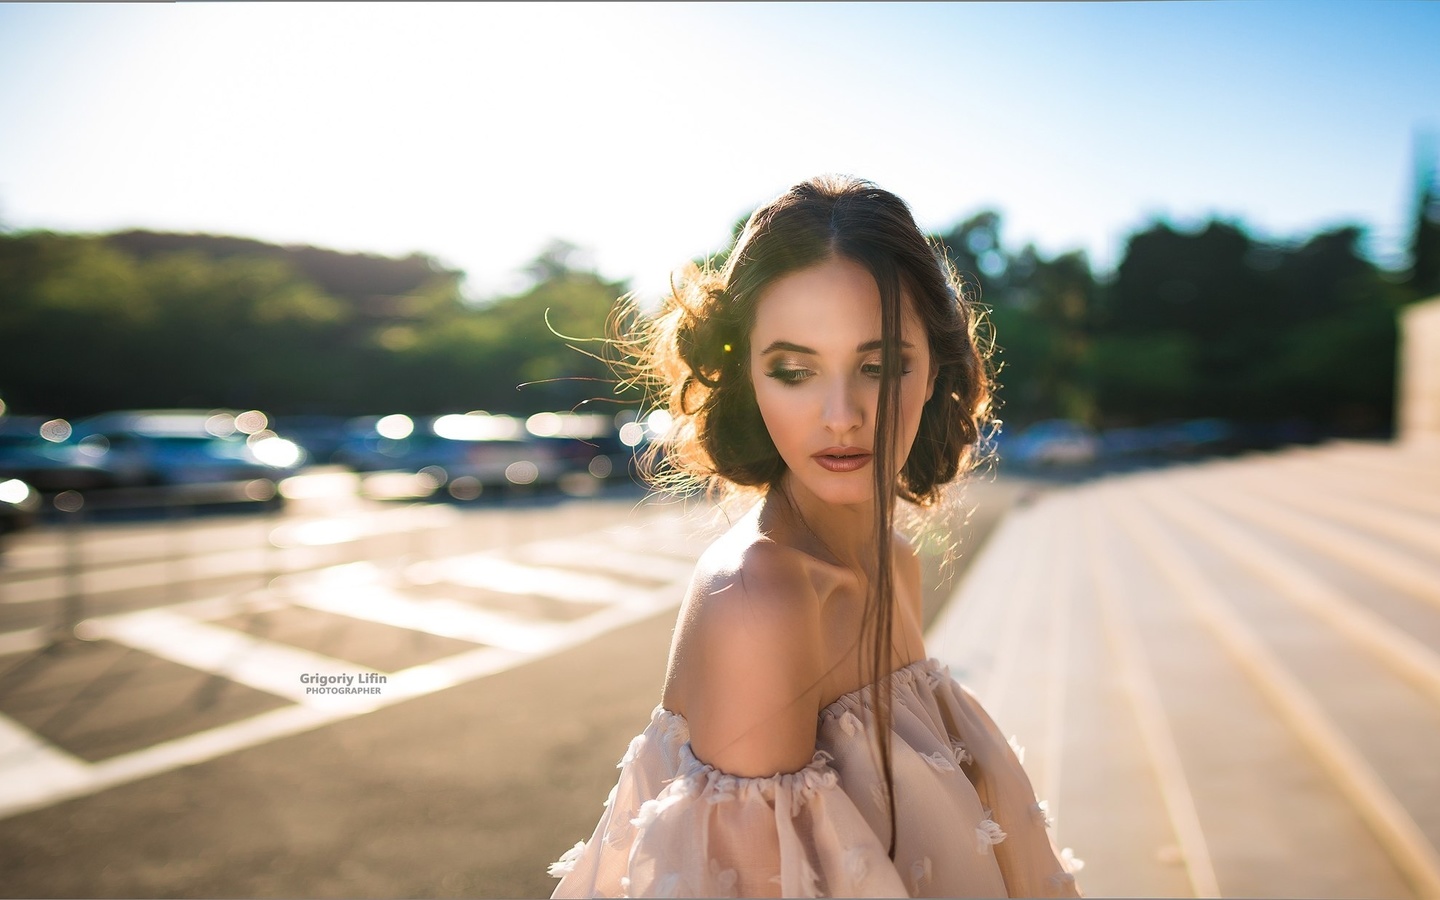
[749, 255, 935, 508]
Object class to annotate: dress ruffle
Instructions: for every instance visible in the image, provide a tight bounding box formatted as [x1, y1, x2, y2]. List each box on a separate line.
[551, 659, 1082, 898]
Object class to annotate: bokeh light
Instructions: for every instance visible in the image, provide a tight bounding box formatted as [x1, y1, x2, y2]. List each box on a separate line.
[376, 414, 415, 440]
[39, 419, 72, 442]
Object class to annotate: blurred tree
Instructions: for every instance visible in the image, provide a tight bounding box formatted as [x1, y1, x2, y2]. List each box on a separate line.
[0, 210, 1407, 440]
[1097, 220, 1270, 420]
[1094, 219, 1399, 432]
[1259, 228, 1405, 433]
[936, 211, 1009, 291]
[0, 233, 355, 416]
[933, 213, 1097, 428]
[1029, 251, 1096, 423]
[375, 245, 631, 416]
[1407, 139, 1440, 298]
[0, 229, 582, 419]
[131, 252, 351, 411]
[522, 238, 587, 284]
[0, 234, 151, 413]
[1085, 332, 1200, 424]
[103, 231, 459, 317]
[985, 250, 1097, 426]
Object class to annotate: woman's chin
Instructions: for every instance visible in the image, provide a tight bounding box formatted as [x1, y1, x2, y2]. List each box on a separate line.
[787, 469, 877, 509]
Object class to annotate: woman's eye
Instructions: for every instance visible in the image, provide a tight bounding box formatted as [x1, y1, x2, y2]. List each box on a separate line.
[861, 362, 915, 379]
[766, 366, 813, 384]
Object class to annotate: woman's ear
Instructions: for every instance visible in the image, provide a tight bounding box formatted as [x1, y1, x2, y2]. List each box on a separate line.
[926, 360, 939, 401]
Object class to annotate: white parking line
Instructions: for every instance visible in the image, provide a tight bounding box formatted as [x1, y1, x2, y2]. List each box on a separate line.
[0, 626, 47, 656]
[595, 513, 715, 559]
[282, 563, 570, 654]
[0, 512, 710, 822]
[0, 505, 462, 606]
[404, 555, 641, 606]
[0, 701, 348, 823]
[82, 608, 388, 711]
[0, 712, 92, 811]
[509, 539, 697, 585]
[268, 504, 460, 548]
[0, 567, 690, 822]
[3, 547, 276, 605]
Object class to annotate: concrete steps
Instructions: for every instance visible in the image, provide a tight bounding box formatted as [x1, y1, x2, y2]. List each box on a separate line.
[928, 441, 1440, 899]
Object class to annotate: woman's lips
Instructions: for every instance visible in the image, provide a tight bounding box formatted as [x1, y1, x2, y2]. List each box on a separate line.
[812, 448, 872, 472]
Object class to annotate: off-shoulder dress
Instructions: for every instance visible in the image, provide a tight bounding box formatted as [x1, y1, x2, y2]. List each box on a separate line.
[548, 657, 1083, 898]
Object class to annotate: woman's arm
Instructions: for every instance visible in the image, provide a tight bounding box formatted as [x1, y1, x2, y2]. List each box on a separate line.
[667, 541, 827, 778]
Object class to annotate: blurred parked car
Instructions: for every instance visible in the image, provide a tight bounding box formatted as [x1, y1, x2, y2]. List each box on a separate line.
[0, 415, 46, 451]
[0, 415, 112, 491]
[1161, 418, 1241, 457]
[270, 414, 351, 465]
[1097, 425, 1168, 461]
[523, 411, 634, 482]
[1099, 418, 1242, 463]
[1003, 419, 1100, 468]
[334, 412, 566, 494]
[68, 409, 306, 488]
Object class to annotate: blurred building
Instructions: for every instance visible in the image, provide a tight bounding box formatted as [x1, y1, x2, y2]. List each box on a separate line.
[1398, 294, 1440, 446]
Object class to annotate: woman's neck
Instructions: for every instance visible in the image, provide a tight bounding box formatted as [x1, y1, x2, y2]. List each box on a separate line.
[762, 472, 884, 576]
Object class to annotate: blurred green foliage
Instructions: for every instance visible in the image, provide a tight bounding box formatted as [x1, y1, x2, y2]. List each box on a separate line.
[1, 182, 1434, 433]
[932, 207, 1428, 436]
[0, 232, 626, 418]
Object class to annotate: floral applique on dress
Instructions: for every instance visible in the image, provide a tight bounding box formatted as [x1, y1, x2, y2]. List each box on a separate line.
[550, 658, 1083, 898]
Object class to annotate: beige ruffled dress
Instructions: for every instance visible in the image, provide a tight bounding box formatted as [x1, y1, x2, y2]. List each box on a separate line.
[549, 658, 1083, 898]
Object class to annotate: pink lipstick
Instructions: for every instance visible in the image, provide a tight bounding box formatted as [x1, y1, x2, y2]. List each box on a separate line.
[812, 447, 872, 472]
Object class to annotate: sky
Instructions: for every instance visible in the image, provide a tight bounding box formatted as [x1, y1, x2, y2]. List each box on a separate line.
[1, 1, 1437, 304]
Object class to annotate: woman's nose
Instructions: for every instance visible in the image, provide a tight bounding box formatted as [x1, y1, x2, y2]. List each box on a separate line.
[822, 376, 865, 436]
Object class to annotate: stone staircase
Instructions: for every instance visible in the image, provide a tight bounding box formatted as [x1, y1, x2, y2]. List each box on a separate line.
[929, 441, 1440, 899]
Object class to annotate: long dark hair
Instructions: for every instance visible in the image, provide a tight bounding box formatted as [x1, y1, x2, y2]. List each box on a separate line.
[619, 175, 992, 856]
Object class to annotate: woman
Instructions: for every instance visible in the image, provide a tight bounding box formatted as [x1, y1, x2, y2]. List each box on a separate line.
[549, 176, 1082, 898]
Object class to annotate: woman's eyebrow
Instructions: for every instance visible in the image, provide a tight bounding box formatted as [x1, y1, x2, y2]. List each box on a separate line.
[759, 339, 914, 354]
[759, 340, 816, 354]
[857, 339, 915, 352]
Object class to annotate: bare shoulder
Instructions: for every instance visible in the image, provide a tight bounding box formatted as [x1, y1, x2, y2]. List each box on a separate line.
[662, 529, 827, 777]
[693, 531, 823, 624]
